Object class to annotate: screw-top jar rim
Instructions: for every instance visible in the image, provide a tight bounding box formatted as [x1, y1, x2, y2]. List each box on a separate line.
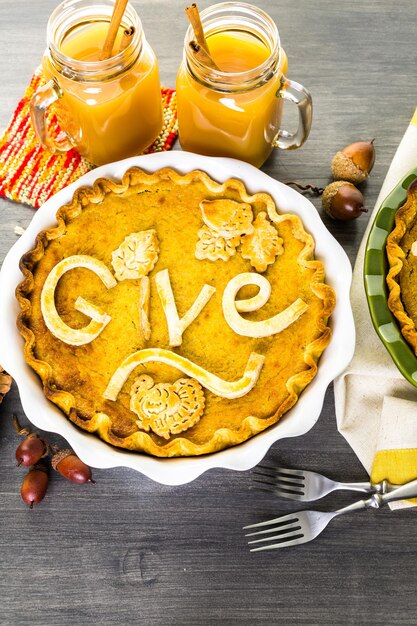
[46, 0, 143, 82]
[184, 2, 281, 93]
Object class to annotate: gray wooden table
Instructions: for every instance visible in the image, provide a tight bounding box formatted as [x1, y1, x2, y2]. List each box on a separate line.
[1, 1, 417, 624]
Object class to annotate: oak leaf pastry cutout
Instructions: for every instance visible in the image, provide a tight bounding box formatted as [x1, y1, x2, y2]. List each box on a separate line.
[130, 375, 205, 439]
[240, 212, 284, 272]
[195, 227, 241, 262]
[111, 230, 159, 281]
[200, 198, 254, 238]
[195, 198, 254, 262]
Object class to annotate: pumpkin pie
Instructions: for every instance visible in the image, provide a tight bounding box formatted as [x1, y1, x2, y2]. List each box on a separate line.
[16, 168, 336, 457]
[386, 177, 417, 354]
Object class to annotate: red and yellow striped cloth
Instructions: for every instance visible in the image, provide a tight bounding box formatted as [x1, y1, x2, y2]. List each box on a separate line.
[0, 67, 177, 209]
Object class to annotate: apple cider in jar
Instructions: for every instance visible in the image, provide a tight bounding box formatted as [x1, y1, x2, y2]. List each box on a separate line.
[176, 2, 312, 168]
[31, 0, 163, 165]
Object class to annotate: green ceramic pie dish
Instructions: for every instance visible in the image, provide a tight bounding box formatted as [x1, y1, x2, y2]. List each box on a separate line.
[364, 166, 417, 387]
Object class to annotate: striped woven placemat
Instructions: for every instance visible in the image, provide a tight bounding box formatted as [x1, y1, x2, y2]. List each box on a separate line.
[0, 67, 178, 209]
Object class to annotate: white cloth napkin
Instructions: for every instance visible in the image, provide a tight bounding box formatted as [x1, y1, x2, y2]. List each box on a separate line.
[334, 110, 417, 508]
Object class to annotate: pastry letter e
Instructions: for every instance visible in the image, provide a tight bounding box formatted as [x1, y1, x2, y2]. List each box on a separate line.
[222, 273, 308, 338]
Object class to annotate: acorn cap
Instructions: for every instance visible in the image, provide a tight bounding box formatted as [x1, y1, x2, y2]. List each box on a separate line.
[331, 151, 368, 184]
[331, 140, 375, 183]
[51, 448, 72, 470]
[322, 181, 350, 213]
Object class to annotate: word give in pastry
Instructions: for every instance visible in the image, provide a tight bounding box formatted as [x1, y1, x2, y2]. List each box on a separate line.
[41, 258, 308, 346]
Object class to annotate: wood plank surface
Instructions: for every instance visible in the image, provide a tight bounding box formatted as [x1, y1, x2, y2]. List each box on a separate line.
[1, 1, 417, 624]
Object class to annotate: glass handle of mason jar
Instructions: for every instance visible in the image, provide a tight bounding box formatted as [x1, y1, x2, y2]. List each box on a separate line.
[30, 79, 72, 153]
[273, 76, 313, 150]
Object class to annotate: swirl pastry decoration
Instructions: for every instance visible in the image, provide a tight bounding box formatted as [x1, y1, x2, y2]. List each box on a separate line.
[130, 375, 205, 439]
[103, 348, 265, 401]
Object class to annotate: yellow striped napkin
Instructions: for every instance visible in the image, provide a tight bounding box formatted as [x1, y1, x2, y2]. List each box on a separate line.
[370, 397, 417, 508]
[334, 109, 417, 510]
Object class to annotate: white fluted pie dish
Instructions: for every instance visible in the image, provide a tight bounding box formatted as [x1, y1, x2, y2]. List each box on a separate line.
[0, 151, 354, 485]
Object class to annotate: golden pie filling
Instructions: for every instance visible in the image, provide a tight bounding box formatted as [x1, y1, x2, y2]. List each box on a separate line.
[17, 168, 336, 457]
[387, 178, 417, 354]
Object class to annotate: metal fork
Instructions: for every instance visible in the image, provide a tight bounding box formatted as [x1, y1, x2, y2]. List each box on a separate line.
[253, 465, 400, 502]
[244, 478, 417, 551]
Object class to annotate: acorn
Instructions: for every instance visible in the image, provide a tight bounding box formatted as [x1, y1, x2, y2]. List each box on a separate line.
[13, 414, 48, 466]
[21, 463, 49, 508]
[51, 448, 95, 484]
[15, 435, 47, 467]
[331, 140, 375, 184]
[322, 181, 367, 221]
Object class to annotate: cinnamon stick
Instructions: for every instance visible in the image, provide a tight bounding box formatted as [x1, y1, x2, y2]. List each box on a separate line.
[118, 25, 135, 53]
[100, 0, 129, 60]
[185, 3, 222, 71]
[185, 3, 209, 52]
[189, 40, 221, 71]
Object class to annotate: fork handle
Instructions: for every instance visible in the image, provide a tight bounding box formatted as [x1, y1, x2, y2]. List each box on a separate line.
[337, 481, 373, 493]
[334, 479, 417, 517]
[381, 478, 417, 504]
[337, 479, 398, 494]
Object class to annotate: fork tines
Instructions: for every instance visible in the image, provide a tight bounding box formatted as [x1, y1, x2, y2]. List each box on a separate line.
[243, 513, 305, 552]
[252, 465, 306, 498]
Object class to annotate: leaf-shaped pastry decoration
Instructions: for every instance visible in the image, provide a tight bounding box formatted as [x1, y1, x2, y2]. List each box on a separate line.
[130, 375, 205, 439]
[195, 226, 241, 262]
[240, 212, 284, 272]
[111, 230, 159, 281]
[200, 198, 254, 239]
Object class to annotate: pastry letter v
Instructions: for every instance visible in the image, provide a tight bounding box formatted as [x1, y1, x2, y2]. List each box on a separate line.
[155, 269, 216, 346]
